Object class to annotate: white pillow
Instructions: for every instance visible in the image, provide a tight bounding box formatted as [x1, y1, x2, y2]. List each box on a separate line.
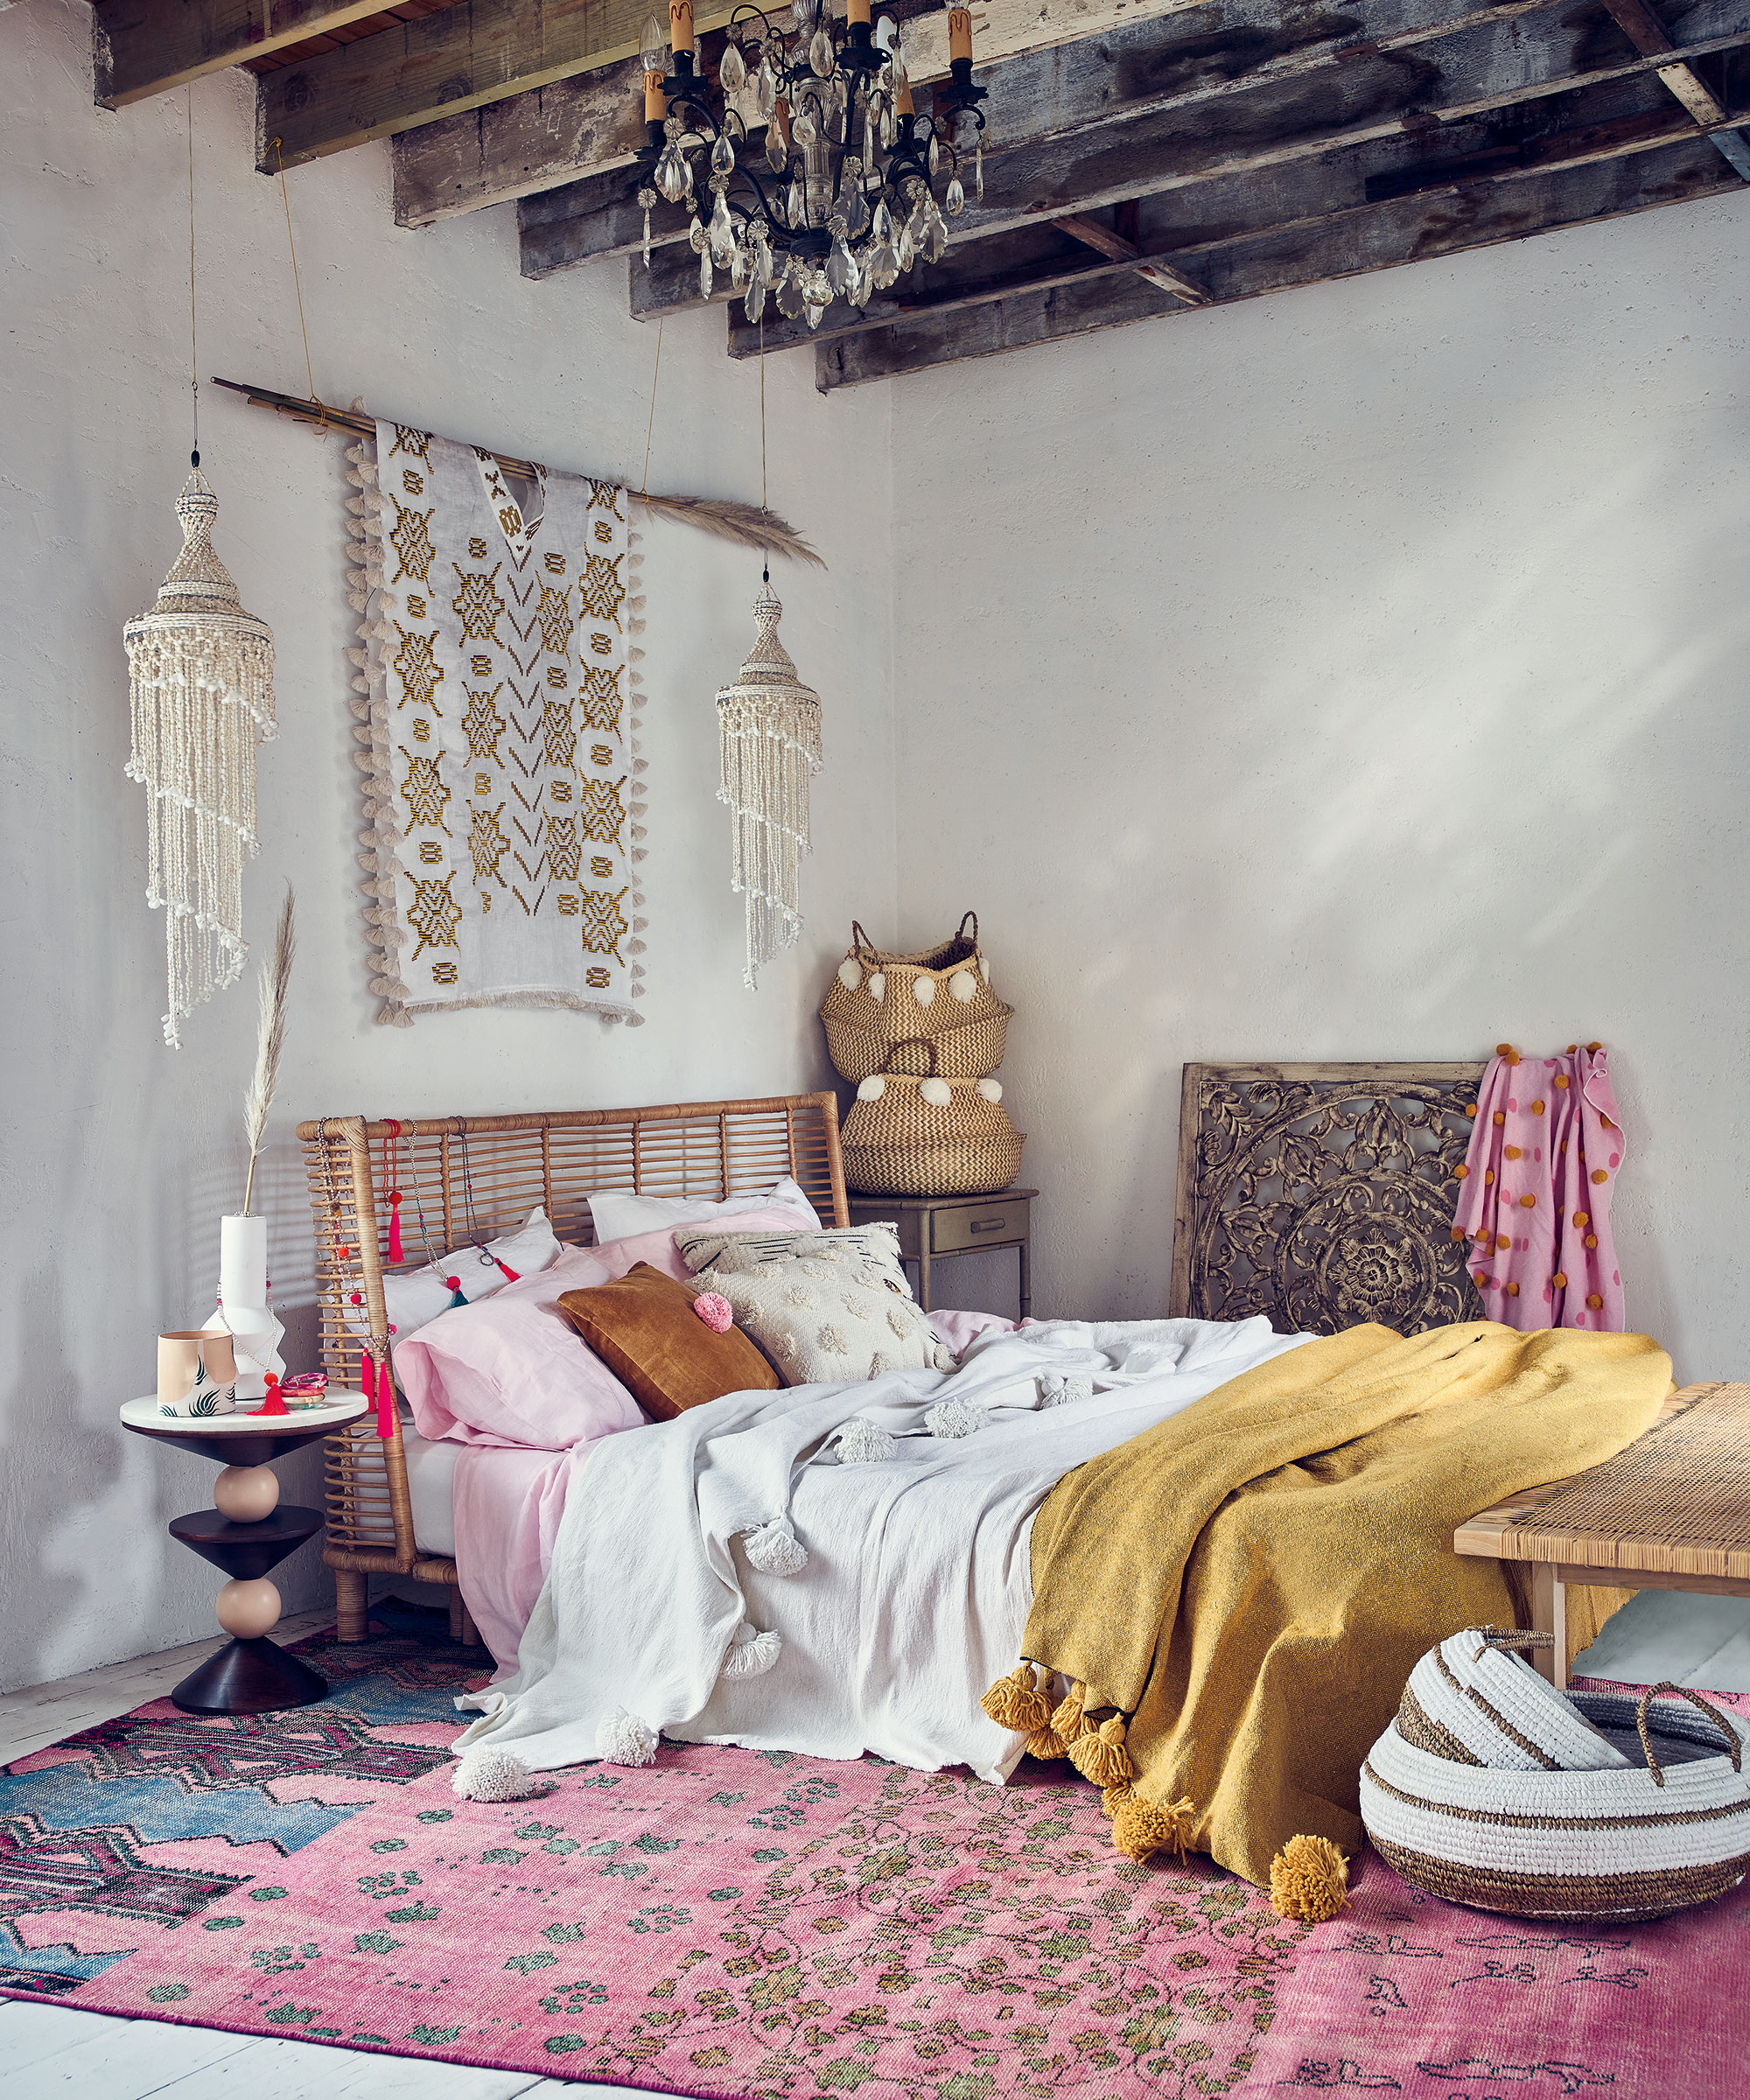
[585, 1176, 820, 1244]
[382, 1207, 562, 1344]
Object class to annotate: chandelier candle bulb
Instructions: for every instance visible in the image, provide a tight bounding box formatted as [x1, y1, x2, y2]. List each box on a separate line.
[847, 0, 871, 19]
[948, 7, 973, 61]
[645, 71, 667, 122]
[897, 76, 914, 116]
[668, 0, 694, 53]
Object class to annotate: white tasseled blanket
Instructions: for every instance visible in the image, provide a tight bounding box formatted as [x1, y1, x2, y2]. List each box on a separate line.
[453, 1316, 1311, 1778]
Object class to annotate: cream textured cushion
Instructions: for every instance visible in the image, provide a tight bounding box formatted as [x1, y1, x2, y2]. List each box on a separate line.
[682, 1225, 956, 1384]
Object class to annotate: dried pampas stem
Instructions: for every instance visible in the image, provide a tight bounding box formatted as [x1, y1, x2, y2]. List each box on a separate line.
[634, 493, 825, 569]
[242, 883, 296, 1214]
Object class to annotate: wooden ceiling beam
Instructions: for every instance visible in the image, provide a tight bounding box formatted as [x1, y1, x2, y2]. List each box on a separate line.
[624, 34, 1740, 322]
[1596, 0, 1750, 173]
[1052, 212, 1210, 301]
[260, 0, 1222, 172]
[815, 131, 1738, 385]
[93, 0, 393, 108]
[725, 70, 1735, 354]
[414, 0, 1549, 228]
[525, 0, 1750, 276]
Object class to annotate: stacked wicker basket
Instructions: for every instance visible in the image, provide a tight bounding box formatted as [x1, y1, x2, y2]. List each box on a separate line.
[820, 914, 1024, 1197]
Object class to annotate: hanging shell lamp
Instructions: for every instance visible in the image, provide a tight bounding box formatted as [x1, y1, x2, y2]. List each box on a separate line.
[715, 577, 822, 989]
[124, 470, 277, 1046]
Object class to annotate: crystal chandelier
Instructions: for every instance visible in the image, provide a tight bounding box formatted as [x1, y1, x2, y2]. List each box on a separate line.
[635, 0, 988, 329]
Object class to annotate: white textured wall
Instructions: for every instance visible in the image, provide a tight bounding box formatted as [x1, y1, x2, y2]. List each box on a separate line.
[890, 192, 1750, 1380]
[0, 0, 894, 1690]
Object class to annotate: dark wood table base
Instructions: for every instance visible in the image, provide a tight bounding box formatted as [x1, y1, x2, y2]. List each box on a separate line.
[171, 1634, 330, 1715]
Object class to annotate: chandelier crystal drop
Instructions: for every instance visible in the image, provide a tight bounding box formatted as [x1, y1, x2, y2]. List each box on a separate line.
[634, 0, 987, 319]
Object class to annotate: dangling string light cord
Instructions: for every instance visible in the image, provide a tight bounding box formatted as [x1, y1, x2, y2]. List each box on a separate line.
[271, 136, 324, 423]
[640, 318, 664, 497]
[187, 88, 200, 469]
[760, 313, 769, 585]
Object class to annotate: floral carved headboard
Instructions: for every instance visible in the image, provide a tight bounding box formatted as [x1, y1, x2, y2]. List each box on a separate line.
[1168, 1062, 1488, 1336]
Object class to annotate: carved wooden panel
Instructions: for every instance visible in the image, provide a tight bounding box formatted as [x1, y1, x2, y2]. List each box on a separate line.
[1169, 1061, 1487, 1336]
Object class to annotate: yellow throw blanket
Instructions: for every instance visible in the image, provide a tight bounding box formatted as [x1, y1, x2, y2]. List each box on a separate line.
[1012, 1320, 1670, 1891]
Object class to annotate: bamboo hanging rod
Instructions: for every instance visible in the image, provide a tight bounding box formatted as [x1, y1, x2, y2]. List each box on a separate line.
[211, 377, 825, 568]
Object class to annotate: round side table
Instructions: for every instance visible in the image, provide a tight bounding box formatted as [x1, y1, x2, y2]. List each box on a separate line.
[121, 1394, 369, 1715]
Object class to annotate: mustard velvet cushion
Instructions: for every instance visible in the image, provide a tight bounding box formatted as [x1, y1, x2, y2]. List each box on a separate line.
[556, 1262, 781, 1420]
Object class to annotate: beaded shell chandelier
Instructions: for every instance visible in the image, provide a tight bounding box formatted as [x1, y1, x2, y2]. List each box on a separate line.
[123, 470, 276, 1047]
[716, 576, 822, 987]
[636, 0, 987, 329]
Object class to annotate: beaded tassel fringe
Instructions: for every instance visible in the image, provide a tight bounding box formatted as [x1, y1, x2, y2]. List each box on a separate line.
[123, 472, 276, 1046]
[716, 581, 822, 990]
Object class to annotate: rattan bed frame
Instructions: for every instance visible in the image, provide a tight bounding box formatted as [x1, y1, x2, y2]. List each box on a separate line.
[298, 1094, 849, 1642]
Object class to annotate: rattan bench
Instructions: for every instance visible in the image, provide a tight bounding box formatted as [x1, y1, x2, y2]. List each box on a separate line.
[298, 1094, 850, 1642]
[1456, 1382, 1750, 1689]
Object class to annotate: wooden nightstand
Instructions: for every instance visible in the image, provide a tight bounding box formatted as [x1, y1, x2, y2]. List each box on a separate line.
[846, 1188, 1037, 1319]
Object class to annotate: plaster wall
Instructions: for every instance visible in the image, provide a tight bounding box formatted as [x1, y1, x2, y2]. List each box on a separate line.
[0, 0, 895, 1690]
[889, 192, 1750, 1377]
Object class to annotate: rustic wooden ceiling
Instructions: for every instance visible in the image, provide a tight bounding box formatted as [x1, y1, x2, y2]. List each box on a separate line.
[92, 0, 1750, 389]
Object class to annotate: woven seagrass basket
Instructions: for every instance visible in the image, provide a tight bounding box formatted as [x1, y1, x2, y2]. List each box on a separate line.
[841, 1040, 1025, 1196]
[820, 914, 1011, 1083]
[1360, 1629, 1750, 1922]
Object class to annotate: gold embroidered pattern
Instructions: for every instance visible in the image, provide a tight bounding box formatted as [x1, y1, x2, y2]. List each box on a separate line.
[578, 775, 625, 845]
[586, 965, 611, 989]
[546, 667, 569, 690]
[392, 625, 444, 712]
[408, 594, 428, 619]
[588, 480, 623, 517]
[578, 665, 623, 734]
[390, 424, 431, 464]
[591, 742, 614, 767]
[412, 718, 430, 743]
[557, 892, 579, 915]
[464, 683, 507, 765]
[400, 748, 452, 835]
[388, 497, 436, 584]
[452, 564, 507, 645]
[467, 800, 510, 887]
[407, 872, 461, 959]
[550, 780, 572, 804]
[579, 552, 626, 628]
[541, 700, 577, 772]
[469, 536, 488, 559]
[402, 469, 425, 494]
[594, 519, 614, 545]
[431, 960, 459, 985]
[538, 584, 574, 659]
[592, 855, 613, 879]
[548, 816, 580, 882]
[580, 885, 629, 963]
[419, 840, 442, 865]
[590, 634, 613, 656]
[471, 654, 492, 676]
[544, 551, 568, 575]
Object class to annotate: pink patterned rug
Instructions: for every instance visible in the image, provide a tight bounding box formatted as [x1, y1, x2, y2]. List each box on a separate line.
[38, 1677, 1750, 2099]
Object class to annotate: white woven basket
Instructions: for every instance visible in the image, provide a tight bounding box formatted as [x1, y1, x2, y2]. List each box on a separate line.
[1362, 1628, 1750, 1922]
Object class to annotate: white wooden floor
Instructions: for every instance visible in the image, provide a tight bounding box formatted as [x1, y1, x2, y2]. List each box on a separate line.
[0, 1626, 648, 2100]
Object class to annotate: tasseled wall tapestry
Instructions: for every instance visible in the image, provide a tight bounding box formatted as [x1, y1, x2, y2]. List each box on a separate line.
[345, 423, 648, 1026]
[123, 472, 277, 1047]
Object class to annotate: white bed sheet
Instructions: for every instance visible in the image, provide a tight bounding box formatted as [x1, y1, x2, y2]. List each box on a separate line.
[402, 1423, 460, 1558]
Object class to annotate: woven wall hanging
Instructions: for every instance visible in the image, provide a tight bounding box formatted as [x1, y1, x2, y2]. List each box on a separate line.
[346, 422, 648, 1026]
[123, 470, 277, 1047]
[716, 578, 822, 990]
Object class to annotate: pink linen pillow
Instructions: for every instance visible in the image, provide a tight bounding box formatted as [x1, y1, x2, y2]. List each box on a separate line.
[396, 1203, 816, 1447]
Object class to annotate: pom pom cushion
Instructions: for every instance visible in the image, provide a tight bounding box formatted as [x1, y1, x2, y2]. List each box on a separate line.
[396, 1205, 811, 1446]
[682, 1224, 956, 1385]
[556, 1263, 780, 1421]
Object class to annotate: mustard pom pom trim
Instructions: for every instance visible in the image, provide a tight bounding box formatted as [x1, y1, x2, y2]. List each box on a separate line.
[1268, 1834, 1350, 1922]
[1112, 1792, 1196, 1865]
[979, 1661, 1054, 1734]
[1068, 1713, 1135, 1788]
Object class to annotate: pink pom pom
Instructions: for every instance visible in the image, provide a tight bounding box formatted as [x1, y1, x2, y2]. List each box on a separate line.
[693, 1291, 734, 1334]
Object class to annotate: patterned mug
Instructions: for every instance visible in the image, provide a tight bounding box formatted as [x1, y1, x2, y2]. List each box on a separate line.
[158, 1330, 239, 1418]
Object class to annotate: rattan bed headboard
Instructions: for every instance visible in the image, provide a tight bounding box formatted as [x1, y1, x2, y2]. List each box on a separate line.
[1168, 1061, 1487, 1336]
[296, 1093, 847, 1594]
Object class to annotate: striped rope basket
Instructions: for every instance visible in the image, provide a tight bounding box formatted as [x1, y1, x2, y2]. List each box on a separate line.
[819, 914, 1012, 1082]
[1361, 1628, 1750, 1922]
